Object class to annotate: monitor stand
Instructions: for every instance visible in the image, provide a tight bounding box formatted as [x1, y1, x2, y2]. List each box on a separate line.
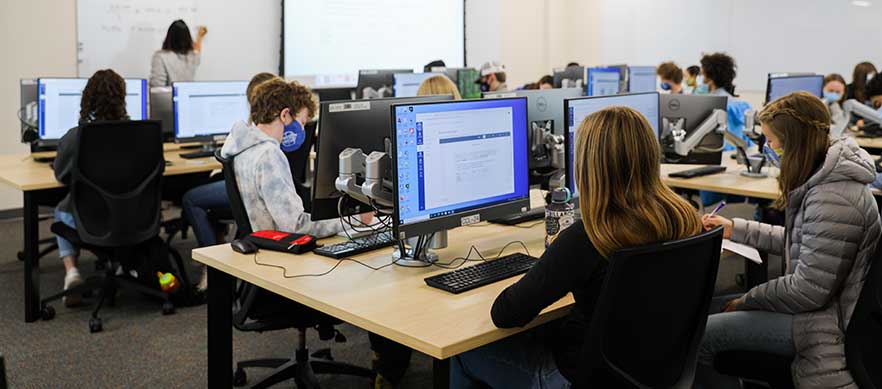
[392, 230, 448, 267]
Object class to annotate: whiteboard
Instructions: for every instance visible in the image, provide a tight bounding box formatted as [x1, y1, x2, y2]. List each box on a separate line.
[76, 0, 280, 80]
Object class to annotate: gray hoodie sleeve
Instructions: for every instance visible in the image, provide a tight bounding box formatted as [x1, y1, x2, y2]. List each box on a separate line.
[730, 218, 786, 256]
[256, 148, 342, 238]
[740, 190, 864, 313]
[149, 51, 168, 88]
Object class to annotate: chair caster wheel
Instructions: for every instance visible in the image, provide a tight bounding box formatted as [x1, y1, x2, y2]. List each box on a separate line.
[161, 301, 175, 315]
[89, 318, 103, 333]
[41, 305, 55, 321]
[233, 368, 247, 387]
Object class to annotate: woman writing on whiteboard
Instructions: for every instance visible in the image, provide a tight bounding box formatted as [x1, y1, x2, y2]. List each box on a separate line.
[149, 20, 207, 87]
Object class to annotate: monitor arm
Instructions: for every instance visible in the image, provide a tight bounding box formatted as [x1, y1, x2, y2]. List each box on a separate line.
[335, 148, 373, 206]
[530, 123, 566, 171]
[839, 99, 882, 135]
[667, 108, 727, 157]
[360, 151, 394, 208]
[743, 109, 764, 141]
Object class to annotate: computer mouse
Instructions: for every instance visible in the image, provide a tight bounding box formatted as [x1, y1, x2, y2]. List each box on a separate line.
[231, 239, 258, 254]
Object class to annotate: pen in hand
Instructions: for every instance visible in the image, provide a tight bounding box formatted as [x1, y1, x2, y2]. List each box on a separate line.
[708, 201, 726, 218]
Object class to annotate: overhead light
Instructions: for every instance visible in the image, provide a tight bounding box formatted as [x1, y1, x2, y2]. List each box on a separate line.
[852, 0, 872, 7]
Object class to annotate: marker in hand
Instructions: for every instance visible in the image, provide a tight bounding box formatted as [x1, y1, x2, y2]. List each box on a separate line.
[708, 201, 726, 218]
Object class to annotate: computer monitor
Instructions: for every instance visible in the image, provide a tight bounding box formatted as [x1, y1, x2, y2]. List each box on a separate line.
[149, 87, 174, 142]
[564, 92, 660, 199]
[391, 97, 530, 239]
[311, 95, 453, 221]
[628, 66, 657, 93]
[393, 73, 441, 97]
[37, 78, 147, 144]
[585, 67, 621, 96]
[456, 68, 482, 99]
[765, 74, 824, 105]
[172, 81, 249, 143]
[660, 94, 728, 164]
[356, 69, 414, 99]
[553, 65, 585, 89]
[313, 87, 355, 102]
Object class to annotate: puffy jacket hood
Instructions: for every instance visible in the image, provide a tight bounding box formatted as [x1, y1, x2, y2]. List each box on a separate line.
[220, 120, 277, 158]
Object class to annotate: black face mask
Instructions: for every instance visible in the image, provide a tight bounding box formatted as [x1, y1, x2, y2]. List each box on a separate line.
[479, 83, 491, 92]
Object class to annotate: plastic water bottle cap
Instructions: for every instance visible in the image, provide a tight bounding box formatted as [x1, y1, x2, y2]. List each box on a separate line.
[551, 187, 571, 203]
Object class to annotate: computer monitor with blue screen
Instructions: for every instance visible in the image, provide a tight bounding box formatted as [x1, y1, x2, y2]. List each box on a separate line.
[393, 73, 441, 97]
[585, 67, 621, 96]
[765, 74, 823, 105]
[564, 92, 660, 199]
[37, 78, 147, 144]
[172, 81, 249, 143]
[392, 98, 530, 242]
[628, 66, 657, 93]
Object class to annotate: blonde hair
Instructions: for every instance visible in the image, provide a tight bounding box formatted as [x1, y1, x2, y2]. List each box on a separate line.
[417, 75, 462, 100]
[575, 106, 702, 257]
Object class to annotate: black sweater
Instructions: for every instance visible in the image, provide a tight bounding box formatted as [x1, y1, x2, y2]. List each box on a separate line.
[490, 220, 607, 383]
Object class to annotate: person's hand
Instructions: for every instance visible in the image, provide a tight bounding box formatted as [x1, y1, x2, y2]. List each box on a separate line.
[857, 119, 866, 129]
[197, 26, 208, 38]
[359, 212, 374, 225]
[722, 297, 744, 312]
[701, 214, 733, 239]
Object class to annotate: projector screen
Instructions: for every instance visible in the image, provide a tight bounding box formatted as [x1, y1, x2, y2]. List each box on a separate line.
[283, 0, 464, 87]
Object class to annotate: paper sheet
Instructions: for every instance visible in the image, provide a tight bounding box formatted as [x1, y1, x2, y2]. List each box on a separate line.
[722, 239, 763, 264]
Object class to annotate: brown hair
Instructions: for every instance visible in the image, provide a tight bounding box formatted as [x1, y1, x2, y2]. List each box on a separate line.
[757, 91, 830, 208]
[657, 62, 683, 84]
[575, 106, 702, 258]
[852, 61, 877, 102]
[417, 75, 462, 99]
[823, 73, 847, 103]
[249, 80, 317, 125]
[246, 72, 279, 104]
[80, 69, 129, 123]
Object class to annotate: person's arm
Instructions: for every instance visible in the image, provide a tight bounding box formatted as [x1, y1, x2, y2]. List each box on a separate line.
[53, 127, 79, 185]
[490, 222, 600, 328]
[730, 218, 786, 256]
[256, 149, 342, 238]
[739, 190, 868, 313]
[193, 26, 207, 53]
[149, 52, 168, 88]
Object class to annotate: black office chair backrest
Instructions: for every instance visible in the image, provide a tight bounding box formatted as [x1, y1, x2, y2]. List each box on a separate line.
[70, 120, 164, 247]
[215, 149, 253, 239]
[575, 227, 724, 389]
[846, 235, 882, 389]
[284, 120, 317, 213]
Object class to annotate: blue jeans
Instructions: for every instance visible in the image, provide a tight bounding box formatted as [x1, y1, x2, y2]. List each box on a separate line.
[181, 180, 230, 247]
[54, 208, 78, 259]
[451, 326, 569, 389]
[695, 310, 795, 389]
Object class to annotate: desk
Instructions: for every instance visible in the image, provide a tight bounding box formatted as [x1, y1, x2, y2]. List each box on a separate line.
[0, 148, 220, 322]
[193, 222, 570, 389]
[856, 136, 882, 150]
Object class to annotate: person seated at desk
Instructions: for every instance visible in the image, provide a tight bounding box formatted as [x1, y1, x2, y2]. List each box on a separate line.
[657, 61, 684, 94]
[699, 92, 881, 389]
[845, 61, 876, 103]
[450, 106, 704, 388]
[475, 61, 508, 93]
[53, 69, 131, 306]
[822, 73, 848, 134]
[684, 65, 701, 94]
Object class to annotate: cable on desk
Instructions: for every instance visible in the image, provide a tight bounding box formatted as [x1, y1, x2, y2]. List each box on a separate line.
[252, 252, 401, 279]
[431, 240, 532, 270]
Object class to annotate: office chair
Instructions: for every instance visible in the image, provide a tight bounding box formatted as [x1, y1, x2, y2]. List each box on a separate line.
[715, 233, 882, 389]
[284, 120, 317, 213]
[573, 227, 723, 389]
[216, 150, 372, 388]
[41, 120, 190, 332]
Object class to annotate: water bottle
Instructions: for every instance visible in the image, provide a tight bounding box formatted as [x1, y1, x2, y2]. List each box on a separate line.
[545, 188, 575, 247]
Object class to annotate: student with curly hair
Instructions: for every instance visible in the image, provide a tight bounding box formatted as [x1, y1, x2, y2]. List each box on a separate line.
[53, 69, 130, 306]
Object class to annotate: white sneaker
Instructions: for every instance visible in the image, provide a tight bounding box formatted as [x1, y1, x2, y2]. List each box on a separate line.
[63, 268, 84, 307]
[197, 266, 208, 292]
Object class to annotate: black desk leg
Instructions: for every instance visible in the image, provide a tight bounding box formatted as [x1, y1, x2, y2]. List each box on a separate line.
[207, 267, 233, 389]
[23, 192, 40, 323]
[433, 358, 450, 389]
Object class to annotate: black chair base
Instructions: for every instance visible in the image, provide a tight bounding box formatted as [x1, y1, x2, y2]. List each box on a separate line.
[714, 351, 794, 389]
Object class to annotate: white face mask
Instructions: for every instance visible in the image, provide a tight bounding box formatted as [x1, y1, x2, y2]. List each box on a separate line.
[868, 73, 876, 83]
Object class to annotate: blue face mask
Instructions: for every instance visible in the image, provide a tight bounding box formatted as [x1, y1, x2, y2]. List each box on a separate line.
[763, 143, 783, 168]
[280, 120, 306, 153]
[660, 82, 671, 91]
[822, 91, 841, 104]
[694, 75, 709, 94]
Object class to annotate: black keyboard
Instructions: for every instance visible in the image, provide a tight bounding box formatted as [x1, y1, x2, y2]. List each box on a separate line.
[314, 231, 395, 259]
[180, 150, 216, 159]
[668, 165, 726, 179]
[425, 253, 538, 294]
[489, 207, 545, 225]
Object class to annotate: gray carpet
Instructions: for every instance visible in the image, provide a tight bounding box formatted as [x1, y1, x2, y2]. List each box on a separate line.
[0, 203, 769, 388]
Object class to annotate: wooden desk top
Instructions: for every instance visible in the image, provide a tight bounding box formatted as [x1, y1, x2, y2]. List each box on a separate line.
[855, 136, 882, 150]
[0, 146, 220, 192]
[192, 222, 573, 360]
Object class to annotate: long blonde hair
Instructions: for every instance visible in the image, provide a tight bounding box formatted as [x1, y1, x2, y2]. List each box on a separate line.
[575, 106, 702, 257]
[417, 75, 462, 99]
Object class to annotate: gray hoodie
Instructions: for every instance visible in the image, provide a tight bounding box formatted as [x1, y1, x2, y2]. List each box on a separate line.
[731, 137, 881, 388]
[220, 120, 342, 238]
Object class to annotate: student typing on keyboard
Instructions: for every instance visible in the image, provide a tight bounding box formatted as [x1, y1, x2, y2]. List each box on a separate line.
[450, 107, 704, 387]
